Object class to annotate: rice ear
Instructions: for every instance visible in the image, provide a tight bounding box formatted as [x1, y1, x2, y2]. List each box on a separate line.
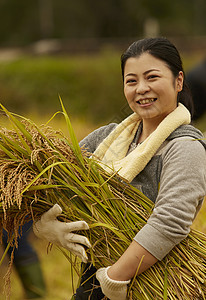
[59, 95, 84, 166]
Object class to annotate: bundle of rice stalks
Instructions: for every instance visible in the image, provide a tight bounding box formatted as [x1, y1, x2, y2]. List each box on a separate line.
[0, 102, 205, 300]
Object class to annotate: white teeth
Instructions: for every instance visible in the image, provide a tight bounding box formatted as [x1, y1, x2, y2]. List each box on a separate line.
[138, 98, 155, 104]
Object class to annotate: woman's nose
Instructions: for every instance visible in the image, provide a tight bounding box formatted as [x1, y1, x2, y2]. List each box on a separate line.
[136, 80, 150, 94]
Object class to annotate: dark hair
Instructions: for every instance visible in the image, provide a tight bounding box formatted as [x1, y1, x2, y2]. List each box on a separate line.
[121, 37, 194, 116]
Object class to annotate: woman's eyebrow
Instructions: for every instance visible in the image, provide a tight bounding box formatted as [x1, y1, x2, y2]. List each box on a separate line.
[125, 69, 161, 77]
[144, 68, 160, 75]
[125, 73, 136, 77]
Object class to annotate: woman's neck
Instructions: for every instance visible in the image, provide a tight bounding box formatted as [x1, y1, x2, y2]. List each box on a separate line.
[138, 118, 162, 143]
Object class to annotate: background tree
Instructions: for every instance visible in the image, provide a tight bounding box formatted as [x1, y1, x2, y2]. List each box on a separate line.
[0, 0, 205, 46]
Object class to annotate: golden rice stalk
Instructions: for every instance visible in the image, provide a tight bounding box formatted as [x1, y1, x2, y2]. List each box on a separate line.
[0, 102, 205, 300]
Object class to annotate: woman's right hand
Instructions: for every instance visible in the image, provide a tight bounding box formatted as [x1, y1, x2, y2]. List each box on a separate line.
[33, 204, 91, 262]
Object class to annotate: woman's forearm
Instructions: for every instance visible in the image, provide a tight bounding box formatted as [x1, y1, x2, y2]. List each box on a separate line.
[107, 240, 158, 281]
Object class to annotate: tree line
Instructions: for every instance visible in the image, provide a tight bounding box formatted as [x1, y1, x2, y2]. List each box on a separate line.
[0, 0, 205, 47]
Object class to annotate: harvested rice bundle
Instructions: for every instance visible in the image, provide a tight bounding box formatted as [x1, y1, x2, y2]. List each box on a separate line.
[0, 104, 205, 300]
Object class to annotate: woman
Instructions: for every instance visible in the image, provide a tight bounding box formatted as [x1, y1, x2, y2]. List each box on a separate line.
[33, 37, 206, 300]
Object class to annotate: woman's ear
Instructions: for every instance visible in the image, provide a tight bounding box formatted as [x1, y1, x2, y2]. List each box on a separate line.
[176, 71, 184, 92]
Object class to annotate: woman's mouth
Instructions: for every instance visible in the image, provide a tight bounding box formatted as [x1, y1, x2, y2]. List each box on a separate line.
[137, 98, 157, 105]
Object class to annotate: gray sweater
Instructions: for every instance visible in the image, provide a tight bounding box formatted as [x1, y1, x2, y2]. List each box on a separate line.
[79, 123, 206, 260]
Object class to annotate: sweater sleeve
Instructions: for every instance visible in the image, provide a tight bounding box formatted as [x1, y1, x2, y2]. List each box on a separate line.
[134, 137, 206, 260]
[79, 123, 117, 153]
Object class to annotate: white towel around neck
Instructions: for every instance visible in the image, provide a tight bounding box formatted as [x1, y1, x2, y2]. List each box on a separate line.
[93, 103, 191, 182]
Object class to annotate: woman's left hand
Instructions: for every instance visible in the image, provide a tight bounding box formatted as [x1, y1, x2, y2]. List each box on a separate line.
[96, 266, 130, 300]
[96, 240, 158, 299]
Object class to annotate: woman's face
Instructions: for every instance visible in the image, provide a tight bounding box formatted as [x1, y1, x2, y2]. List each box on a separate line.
[123, 53, 183, 123]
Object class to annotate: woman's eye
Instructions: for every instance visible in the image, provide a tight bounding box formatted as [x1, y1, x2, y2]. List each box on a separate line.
[148, 75, 158, 80]
[126, 79, 136, 84]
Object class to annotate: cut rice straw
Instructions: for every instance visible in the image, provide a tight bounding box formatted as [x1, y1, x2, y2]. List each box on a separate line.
[0, 102, 205, 299]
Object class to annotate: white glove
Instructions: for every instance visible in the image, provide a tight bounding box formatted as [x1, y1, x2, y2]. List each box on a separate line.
[96, 266, 130, 300]
[33, 204, 91, 263]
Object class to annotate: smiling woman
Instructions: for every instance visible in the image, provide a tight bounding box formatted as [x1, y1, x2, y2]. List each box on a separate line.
[123, 54, 183, 121]
[33, 37, 206, 300]
[121, 39, 192, 144]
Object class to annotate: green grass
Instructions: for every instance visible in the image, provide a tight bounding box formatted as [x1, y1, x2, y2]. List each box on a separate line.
[0, 51, 125, 124]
